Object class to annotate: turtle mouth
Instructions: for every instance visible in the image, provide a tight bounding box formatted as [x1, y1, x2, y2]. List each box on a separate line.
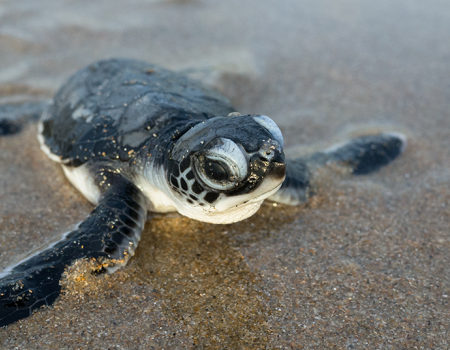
[212, 172, 285, 212]
[245, 181, 284, 204]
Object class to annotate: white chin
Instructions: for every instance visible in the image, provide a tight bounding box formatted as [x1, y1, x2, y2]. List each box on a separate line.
[180, 200, 264, 224]
[178, 179, 283, 224]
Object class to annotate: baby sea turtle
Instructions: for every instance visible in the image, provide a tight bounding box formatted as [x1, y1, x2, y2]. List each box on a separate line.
[0, 59, 406, 326]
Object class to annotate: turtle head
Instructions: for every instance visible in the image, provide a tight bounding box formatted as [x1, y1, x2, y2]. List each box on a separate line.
[167, 114, 286, 224]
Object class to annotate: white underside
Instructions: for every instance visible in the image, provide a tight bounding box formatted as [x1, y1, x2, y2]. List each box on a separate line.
[61, 164, 101, 204]
[38, 120, 102, 204]
[135, 167, 178, 213]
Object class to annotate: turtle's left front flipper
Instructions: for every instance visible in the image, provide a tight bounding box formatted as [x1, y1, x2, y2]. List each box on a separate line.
[269, 132, 407, 205]
[0, 101, 49, 136]
[0, 169, 147, 327]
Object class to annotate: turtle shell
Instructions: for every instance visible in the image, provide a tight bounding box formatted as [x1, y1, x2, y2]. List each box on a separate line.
[41, 59, 234, 166]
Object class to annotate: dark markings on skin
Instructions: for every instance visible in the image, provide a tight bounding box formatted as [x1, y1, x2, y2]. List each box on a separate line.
[204, 192, 219, 204]
[103, 241, 117, 254]
[172, 164, 180, 178]
[170, 176, 179, 188]
[122, 208, 140, 222]
[187, 198, 194, 204]
[180, 178, 188, 191]
[185, 170, 195, 180]
[192, 181, 204, 195]
[111, 232, 126, 244]
[180, 157, 190, 173]
[189, 194, 197, 201]
[118, 214, 139, 229]
[119, 226, 134, 237]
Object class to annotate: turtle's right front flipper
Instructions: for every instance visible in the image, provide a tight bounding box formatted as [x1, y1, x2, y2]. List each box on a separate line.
[269, 132, 407, 205]
[0, 169, 147, 327]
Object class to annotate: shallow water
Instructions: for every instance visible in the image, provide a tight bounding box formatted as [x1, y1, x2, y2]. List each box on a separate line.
[0, 0, 450, 348]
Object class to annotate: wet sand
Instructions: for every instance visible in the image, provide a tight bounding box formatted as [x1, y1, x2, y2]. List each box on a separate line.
[1, 0, 450, 348]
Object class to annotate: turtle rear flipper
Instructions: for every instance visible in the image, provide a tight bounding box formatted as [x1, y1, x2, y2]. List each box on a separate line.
[269, 132, 407, 205]
[0, 169, 147, 327]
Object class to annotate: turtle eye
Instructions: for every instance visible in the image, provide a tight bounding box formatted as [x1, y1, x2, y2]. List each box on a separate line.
[205, 160, 228, 181]
[193, 138, 249, 191]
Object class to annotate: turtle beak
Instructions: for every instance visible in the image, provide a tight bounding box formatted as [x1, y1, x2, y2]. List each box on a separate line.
[270, 149, 286, 180]
[272, 150, 285, 165]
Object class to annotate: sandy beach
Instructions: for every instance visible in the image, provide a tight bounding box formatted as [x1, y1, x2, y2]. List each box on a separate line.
[0, 0, 449, 348]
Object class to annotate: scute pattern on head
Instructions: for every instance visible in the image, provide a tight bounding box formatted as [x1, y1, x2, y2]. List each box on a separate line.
[168, 157, 222, 209]
[171, 114, 279, 163]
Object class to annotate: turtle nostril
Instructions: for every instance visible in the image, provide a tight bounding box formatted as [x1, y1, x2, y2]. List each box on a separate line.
[258, 139, 283, 162]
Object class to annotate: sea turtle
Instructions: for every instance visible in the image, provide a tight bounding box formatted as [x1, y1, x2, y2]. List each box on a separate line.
[0, 58, 406, 326]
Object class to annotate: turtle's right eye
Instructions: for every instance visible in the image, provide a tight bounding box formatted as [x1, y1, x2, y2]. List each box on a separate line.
[205, 160, 228, 181]
[193, 138, 249, 191]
